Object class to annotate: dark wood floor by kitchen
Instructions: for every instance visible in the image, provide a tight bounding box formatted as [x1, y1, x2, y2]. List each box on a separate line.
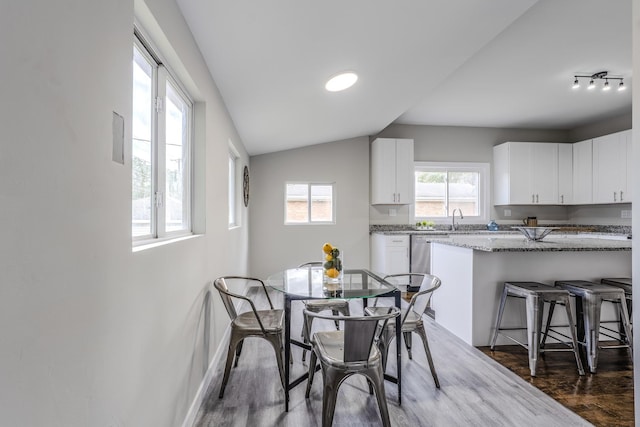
[478, 344, 634, 427]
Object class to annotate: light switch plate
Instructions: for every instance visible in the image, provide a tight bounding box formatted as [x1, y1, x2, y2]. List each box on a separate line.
[389, 208, 397, 217]
[504, 209, 512, 217]
[621, 210, 632, 219]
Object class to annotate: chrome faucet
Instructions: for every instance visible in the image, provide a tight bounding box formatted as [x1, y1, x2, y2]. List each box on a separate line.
[451, 208, 464, 231]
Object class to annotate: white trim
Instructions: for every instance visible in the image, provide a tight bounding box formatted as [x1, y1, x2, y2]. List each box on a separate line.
[180, 322, 231, 427]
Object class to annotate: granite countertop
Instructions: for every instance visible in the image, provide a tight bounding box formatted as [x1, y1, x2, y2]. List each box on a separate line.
[428, 234, 632, 252]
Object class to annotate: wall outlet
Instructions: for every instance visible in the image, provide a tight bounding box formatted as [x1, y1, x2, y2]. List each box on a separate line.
[504, 209, 512, 217]
[621, 210, 632, 219]
[389, 208, 397, 217]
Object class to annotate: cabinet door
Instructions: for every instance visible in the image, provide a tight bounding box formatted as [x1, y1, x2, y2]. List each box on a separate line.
[558, 144, 573, 204]
[370, 234, 409, 275]
[508, 143, 535, 204]
[622, 130, 632, 203]
[371, 139, 397, 204]
[532, 143, 558, 204]
[394, 139, 414, 204]
[593, 133, 626, 203]
[384, 242, 409, 274]
[572, 139, 592, 204]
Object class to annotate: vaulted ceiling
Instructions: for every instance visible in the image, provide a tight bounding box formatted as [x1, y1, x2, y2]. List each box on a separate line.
[177, 0, 632, 155]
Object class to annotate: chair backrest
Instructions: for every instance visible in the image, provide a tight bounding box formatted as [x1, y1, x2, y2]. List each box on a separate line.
[213, 277, 239, 321]
[410, 274, 441, 318]
[304, 307, 400, 363]
[298, 261, 322, 267]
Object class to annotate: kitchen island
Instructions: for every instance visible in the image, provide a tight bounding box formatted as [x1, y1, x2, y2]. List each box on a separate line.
[428, 234, 632, 346]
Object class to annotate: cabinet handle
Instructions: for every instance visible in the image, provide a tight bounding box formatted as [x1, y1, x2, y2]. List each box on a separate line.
[532, 194, 535, 203]
[536, 194, 539, 203]
[561, 195, 564, 204]
[614, 191, 617, 202]
[620, 190, 624, 202]
[398, 193, 400, 203]
[393, 193, 396, 203]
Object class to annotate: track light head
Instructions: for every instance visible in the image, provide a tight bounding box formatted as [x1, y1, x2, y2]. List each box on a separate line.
[572, 78, 580, 89]
[603, 79, 610, 91]
[618, 80, 626, 91]
[588, 79, 595, 90]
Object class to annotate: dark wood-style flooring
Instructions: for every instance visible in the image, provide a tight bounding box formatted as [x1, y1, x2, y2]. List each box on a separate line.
[478, 343, 634, 427]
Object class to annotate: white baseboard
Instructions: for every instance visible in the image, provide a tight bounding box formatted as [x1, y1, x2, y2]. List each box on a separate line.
[180, 321, 230, 427]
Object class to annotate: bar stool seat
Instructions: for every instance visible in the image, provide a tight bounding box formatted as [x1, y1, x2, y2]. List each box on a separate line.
[490, 281, 585, 377]
[553, 280, 632, 373]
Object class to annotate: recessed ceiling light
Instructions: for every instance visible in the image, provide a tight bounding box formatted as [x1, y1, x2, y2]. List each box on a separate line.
[325, 72, 358, 92]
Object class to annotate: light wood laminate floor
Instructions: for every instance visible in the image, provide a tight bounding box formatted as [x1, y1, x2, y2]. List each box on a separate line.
[194, 289, 591, 427]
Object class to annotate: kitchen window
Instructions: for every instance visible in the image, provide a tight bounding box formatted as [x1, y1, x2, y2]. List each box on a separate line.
[132, 31, 193, 244]
[414, 162, 489, 222]
[285, 182, 335, 224]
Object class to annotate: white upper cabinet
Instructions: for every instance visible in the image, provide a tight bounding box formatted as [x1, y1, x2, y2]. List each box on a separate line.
[493, 142, 558, 205]
[593, 130, 631, 203]
[558, 144, 573, 204]
[572, 139, 593, 204]
[371, 138, 414, 205]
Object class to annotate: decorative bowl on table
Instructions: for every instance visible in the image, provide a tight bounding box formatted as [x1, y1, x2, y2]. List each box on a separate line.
[511, 226, 558, 241]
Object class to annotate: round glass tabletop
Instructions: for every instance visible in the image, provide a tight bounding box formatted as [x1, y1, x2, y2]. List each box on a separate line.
[266, 267, 397, 300]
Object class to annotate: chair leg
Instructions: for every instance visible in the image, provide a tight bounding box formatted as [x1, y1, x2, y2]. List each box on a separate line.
[302, 314, 315, 362]
[219, 333, 241, 398]
[525, 294, 543, 376]
[266, 333, 287, 392]
[364, 366, 391, 427]
[490, 285, 509, 350]
[562, 297, 585, 376]
[331, 310, 340, 330]
[234, 339, 244, 367]
[321, 367, 346, 427]
[403, 331, 413, 359]
[583, 295, 603, 373]
[540, 301, 556, 349]
[305, 349, 317, 398]
[415, 323, 440, 388]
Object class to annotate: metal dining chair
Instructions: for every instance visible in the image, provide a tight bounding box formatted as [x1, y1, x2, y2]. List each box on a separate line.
[213, 276, 286, 398]
[298, 262, 350, 361]
[304, 307, 401, 427]
[365, 273, 441, 388]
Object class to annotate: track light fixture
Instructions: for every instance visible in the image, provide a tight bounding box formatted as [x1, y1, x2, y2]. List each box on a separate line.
[571, 71, 626, 92]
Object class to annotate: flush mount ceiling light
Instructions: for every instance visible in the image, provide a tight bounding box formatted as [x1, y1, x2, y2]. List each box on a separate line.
[325, 72, 358, 92]
[571, 71, 626, 92]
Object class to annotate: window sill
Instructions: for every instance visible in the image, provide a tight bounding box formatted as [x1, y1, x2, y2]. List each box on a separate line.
[132, 234, 202, 252]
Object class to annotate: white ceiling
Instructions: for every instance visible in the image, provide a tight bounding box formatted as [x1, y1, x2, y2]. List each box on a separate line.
[176, 0, 632, 156]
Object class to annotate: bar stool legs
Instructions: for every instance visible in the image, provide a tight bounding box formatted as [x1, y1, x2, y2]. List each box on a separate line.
[554, 280, 633, 374]
[491, 282, 585, 377]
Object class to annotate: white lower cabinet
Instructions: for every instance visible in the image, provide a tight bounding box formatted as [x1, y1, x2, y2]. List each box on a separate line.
[370, 233, 409, 276]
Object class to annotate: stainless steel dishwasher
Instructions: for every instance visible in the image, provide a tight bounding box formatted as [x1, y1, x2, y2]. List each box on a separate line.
[410, 234, 434, 317]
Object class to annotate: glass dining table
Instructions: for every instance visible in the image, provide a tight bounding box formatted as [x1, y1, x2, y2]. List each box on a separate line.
[266, 267, 402, 412]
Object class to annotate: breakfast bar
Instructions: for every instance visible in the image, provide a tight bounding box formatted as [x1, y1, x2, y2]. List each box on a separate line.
[428, 234, 632, 346]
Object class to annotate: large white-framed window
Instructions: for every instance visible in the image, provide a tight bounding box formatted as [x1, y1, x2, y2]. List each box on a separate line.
[228, 145, 239, 228]
[285, 182, 336, 225]
[414, 162, 489, 222]
[132, 31, 193, 244]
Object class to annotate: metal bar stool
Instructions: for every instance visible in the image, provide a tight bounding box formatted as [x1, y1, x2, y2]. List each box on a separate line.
[490, 282, 585, 377]
[552, 280, 632, 373]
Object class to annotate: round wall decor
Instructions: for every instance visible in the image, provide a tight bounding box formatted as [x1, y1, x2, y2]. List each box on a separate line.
[243, 165, 250, 207]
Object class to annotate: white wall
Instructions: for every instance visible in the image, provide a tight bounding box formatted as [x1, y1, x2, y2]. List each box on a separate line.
[0, 1, 248, 426]
[249, 137, 370, 278]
